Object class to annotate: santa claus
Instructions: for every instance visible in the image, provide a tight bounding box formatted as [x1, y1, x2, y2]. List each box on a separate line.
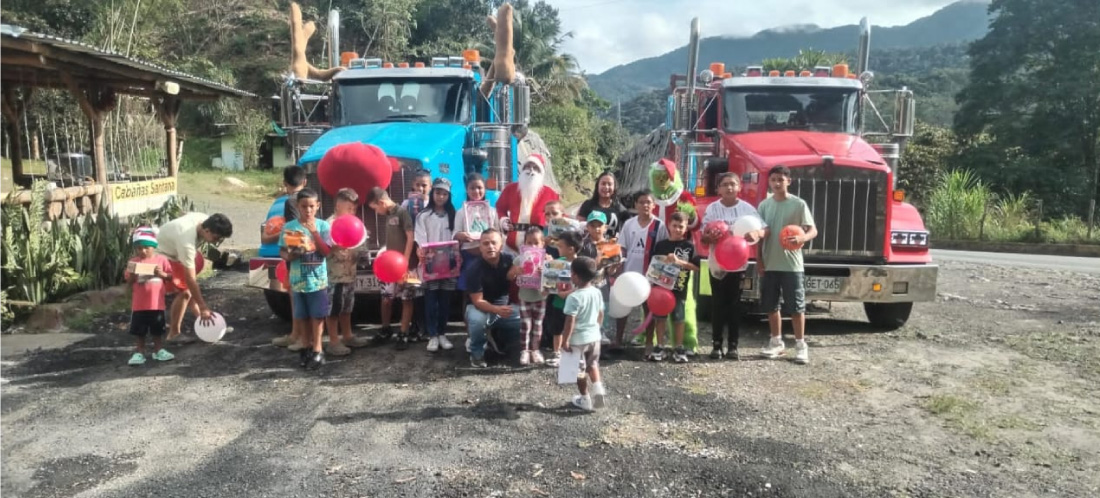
[496, 154, 560, 253]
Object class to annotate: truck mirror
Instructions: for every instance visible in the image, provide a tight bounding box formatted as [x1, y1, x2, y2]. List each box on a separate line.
[892, 88, 915, 138]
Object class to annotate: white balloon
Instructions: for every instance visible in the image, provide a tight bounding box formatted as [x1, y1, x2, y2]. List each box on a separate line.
[195, 312, 227, 343]
[610, 272, 651, 307]
[608, 298, 632, 318]
[732, 216, 764, 245]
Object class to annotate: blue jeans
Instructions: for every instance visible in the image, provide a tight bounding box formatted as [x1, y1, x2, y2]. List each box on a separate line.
[465, 303, 521, 359]
[424, 289, 453, 337]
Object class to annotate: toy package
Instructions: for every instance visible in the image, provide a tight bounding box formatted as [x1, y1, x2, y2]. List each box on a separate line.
[541, 259, 574, 294]
[593, 239, 623, 287]
[545, 217, 579, 241]
[515, 246, 546, 289]
[419, 241, 461, 281]
[463, 200, 492, 237]
[646, 255, 682, 290]
[283, 229, 314, 252]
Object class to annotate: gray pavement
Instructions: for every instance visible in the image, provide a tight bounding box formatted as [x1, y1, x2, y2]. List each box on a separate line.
[933, 249, 1100, 274]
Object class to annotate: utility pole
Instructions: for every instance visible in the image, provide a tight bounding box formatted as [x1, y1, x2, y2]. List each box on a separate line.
[617, 98, 622, 131]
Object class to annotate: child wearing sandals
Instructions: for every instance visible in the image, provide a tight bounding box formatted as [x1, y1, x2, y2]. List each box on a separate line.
[561, 256, 606, 411]
[125, 228, 174, 366]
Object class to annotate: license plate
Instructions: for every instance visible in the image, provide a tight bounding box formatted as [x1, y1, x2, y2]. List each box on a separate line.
[804, 276, 843, 294]
[355, 275, 380, 292]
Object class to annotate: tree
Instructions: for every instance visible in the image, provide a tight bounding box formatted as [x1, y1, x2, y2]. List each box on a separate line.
[955, 0, 1100, 217]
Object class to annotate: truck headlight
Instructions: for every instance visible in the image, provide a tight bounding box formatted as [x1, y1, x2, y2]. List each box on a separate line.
[891, 230, 929, 247]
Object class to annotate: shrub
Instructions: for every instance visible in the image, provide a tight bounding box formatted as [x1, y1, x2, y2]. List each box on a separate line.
[926, 170, 991, 240]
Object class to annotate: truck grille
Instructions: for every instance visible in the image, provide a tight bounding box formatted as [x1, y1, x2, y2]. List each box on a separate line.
[306, 158, 422, 251]
[788, 165, 886, 262]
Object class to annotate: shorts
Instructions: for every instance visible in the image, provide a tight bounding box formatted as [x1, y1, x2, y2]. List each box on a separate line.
[382, 281, 423, 301]
[653, 298, 686, 322]
[129, 310, 166, 337]
[292, 289, 331, 320]
[574, 341, 601, 370]
[328, 283, 355, 316]
[544, 303, 565, 336]
[761, 271, 805, 315]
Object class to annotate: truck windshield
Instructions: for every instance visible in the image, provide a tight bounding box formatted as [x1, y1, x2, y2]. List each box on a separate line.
[723, 87, 858, 134]
[336, 77, 470, 125]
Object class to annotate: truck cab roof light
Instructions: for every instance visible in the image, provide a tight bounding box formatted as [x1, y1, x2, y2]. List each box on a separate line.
[414, 62, 425, 68]
[709, 62, 725, 75]
[784, 70, 795, 77]
[799, 70, 811, 77]
[397, 62, 410, 68]
[340, 51, 358, 67]
[813, 66, 831, 77]
[364, 58, 382, 69]
[382, 62, 394, 68]
[349, 58, 368, 69]
[431, 56, 448, 68]
[893, 190, 906, 202]
[832, 64, 849, 78]
[746, 66, 763, 77]
[463, 49, 480, 63]
[768, 70, 780, 77]
[449, 56, 465, 68]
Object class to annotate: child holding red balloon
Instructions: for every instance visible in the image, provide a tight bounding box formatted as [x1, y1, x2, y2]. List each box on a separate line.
[700, 172, 762, 361]
[403, 170, 433, 342]
[324, 188, 371, 357]
[280, 189, 333, 369]
[367, 186, 420, 350]
[757, 165, 817, 365]
[649, 212, 701, 363]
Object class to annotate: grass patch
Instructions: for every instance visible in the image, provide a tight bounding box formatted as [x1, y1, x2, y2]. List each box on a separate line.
[923, 393, 979, 416]
[920, 393, 1041, 442]
[177, 168, 283, 203]
[796, 378, 873, 400]
[1004, 331, 1100, 380]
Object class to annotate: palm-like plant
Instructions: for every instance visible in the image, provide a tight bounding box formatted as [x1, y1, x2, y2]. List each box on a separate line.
[762, 50, 848, 73]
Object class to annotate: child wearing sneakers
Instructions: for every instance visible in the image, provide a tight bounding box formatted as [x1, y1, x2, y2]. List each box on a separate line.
[368, 187, 420, 349]
[561, 256, 606, 411]
[757, 165, 817, 365]
[415, 177, 459, 353]
[325, 188, 371, 356]
[403, 169, 432, 342]
[613, 190, 668, 348]
[511, 227, 549, 365]
[125, 227, 175, 366]
[649, 212, 701, 363]
[280, 189, 333, 370]
[544, 230, 583, 366]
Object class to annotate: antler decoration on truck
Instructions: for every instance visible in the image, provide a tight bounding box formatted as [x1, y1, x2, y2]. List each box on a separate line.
[289, 2, 344, 81]
[481, 3, 517, 97]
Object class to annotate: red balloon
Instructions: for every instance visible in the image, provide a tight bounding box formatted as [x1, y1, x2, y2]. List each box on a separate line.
[647, 287, 676, 316]
[194, 254, 205, 275]
[331, 215, 366, 248]
[715, 235, 750, 271]
[275, 260, 290, 288]
[780, 225, 807, 251]
[317, 142, 396, 204]
[373, 250, 408, 284]
[703, 220, 730, 241]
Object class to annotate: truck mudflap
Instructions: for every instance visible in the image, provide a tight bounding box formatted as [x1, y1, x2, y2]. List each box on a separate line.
[699, 261, 938, 303]
[247, 257, 385, 294]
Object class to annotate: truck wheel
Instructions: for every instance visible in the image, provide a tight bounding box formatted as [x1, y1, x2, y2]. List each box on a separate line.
[863, 302, 913, 330]
[264, 290, 292, 322]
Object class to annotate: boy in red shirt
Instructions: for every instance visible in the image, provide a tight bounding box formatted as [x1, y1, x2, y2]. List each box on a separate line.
[125, 227, 175, 366]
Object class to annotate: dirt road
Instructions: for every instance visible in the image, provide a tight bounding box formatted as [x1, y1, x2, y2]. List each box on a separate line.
[2, 253, 1098, 497]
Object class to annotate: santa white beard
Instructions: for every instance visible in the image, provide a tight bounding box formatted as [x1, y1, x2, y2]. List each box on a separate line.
[517, 169, 544, 224]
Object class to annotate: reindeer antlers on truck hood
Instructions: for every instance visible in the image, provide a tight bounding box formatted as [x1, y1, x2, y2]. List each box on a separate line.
[289, 2, 344, 81]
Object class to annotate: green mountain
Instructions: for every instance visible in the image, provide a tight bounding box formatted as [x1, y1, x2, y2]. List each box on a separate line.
[588, 0, 991, 102]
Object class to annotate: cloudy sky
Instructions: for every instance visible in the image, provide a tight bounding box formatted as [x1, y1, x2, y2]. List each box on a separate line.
[541, 0, 963, 74]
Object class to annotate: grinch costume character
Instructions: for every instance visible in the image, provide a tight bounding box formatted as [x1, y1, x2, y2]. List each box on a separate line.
[649, 159, 699, 352]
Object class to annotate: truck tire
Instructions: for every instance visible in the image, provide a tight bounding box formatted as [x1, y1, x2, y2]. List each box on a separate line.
[264, 290, 293, 322]
[863, 302, 913, 330]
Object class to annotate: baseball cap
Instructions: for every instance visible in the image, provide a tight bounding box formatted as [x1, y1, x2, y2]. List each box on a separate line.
[132, 227, 158, 248]
[586, 211, 607, 225]
[432, 177, 451, 192]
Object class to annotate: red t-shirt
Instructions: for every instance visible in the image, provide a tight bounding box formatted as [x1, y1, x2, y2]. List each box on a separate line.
[126, 254, 173, 311]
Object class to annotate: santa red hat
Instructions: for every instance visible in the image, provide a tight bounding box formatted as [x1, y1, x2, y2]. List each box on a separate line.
[522, 154, 547, 172]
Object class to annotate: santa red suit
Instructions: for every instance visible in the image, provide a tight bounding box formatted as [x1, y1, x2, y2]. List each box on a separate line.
[496, 154, 560, 253]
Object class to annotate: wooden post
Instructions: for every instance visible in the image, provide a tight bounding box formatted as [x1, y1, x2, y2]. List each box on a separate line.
[63, 75, 117, 207]
[155, 94, 182, 177]
[1035, 199, 1043, 240]
[1, 86, 27, 184]
[1088, 199, 1096, 240]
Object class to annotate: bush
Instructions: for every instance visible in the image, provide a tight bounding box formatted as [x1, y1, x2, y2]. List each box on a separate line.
[927, 170, 992, 240]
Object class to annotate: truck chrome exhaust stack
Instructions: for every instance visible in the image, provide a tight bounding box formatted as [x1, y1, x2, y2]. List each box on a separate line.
[328, 10, 341, 71]
[686, 18, 700, 95]
[856, 17, 871, 75]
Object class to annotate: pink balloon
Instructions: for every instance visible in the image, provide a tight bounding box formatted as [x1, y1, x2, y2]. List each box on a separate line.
[374, 250, 407, 284]
[331, 215, 366, 248]
[714, 235, 749, 271]
[647, 287, 676, 316]
[703, 220, 730, 241]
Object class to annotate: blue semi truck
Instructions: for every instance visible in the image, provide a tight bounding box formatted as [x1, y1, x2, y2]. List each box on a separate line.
[248, 10, 542, 320]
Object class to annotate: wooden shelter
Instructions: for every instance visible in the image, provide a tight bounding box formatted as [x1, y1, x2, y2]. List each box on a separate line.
[1, 24, 254, 217]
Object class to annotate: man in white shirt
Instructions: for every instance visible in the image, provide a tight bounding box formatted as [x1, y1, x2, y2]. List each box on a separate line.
[612, 189, 668, 348]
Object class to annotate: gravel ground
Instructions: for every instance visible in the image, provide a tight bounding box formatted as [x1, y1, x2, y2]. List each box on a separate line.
[2, 257, 1099, 497]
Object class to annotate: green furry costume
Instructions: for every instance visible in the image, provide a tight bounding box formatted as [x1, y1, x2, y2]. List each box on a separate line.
[649, 160, 699, 352]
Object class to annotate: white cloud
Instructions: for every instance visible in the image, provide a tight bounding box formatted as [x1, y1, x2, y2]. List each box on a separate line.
[543, 0, 962, 73]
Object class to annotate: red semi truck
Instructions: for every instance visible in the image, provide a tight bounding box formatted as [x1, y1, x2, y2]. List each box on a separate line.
[618, 18, 936, 329]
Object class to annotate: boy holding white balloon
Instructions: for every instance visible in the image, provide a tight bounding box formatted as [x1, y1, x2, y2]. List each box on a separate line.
[325, 188, 371, 356]
[613, 190, 668, 349]
[700, 172, 762, 360]
[757, 165, 817, 365]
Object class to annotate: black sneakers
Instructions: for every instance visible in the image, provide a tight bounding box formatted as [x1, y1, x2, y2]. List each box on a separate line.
[298, 349, 310, 368]
[372, 326, 394, 345]
[710, 346, 724, 360]
[307, 351, 325, 370]
[395, 333, 410, 351]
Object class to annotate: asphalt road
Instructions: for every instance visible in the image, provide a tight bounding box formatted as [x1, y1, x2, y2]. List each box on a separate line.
[933, 249, 1100, 274]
